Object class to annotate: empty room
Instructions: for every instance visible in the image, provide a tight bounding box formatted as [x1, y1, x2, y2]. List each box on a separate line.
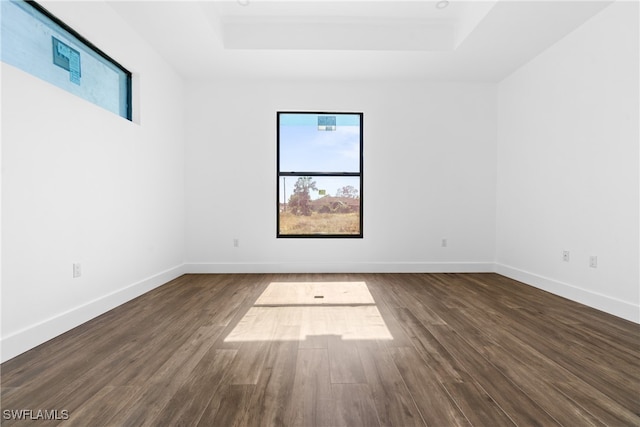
[1, 0, 639, 425]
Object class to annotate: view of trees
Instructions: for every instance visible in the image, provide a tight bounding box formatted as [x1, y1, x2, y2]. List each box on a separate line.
[287, 177, 318, 216]
[286, 178, 361, 217]
[336, 185, 359, 199]
[281, 177, 361, 235]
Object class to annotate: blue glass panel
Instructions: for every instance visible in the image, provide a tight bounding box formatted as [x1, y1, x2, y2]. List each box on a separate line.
[1, 0, 131, 120]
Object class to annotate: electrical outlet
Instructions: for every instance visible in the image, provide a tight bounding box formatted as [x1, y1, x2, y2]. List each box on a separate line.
[589, 256, 598, 268]
[233, 238, 239, 248]
[562, 251, 570, 262]
[73, 263, 81, 278]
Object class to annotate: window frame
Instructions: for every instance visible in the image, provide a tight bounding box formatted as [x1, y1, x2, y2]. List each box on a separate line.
[4, 0, 132, 120]
[276, 111, 364, 239]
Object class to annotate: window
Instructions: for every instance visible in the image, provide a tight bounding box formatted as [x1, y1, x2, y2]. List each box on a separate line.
[277, 112, 363, 238]
[1, 0, 132, 120]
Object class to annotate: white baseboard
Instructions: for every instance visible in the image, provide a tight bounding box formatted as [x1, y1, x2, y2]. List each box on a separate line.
[494, 263, 639, 324]
[1, 264, 185, 363]
[4, 262, 635, 363]
[184, 261, 495, 274]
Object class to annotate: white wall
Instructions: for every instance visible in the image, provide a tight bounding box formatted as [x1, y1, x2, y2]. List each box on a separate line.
[496, 1, 639, 322]
[185, 79, 497, 273]
[1, 2, 185, 362]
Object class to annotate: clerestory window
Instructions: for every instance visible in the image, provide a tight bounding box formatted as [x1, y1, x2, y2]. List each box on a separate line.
[1, 0, 132, 120]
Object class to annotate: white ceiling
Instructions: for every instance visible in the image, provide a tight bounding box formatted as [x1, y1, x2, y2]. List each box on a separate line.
[107, 0, 613, 82]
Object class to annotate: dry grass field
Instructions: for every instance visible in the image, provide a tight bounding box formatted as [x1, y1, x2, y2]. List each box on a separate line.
[279, 211, 360, 235]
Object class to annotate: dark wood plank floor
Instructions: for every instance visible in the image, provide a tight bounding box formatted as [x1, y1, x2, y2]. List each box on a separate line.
[1, 273, 639, 426]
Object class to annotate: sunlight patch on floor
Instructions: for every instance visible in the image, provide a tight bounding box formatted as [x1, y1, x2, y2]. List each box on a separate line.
[224, 281, 393, 342]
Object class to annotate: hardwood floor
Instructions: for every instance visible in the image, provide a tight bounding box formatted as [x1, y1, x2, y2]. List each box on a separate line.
[1, 273, 639, 426]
